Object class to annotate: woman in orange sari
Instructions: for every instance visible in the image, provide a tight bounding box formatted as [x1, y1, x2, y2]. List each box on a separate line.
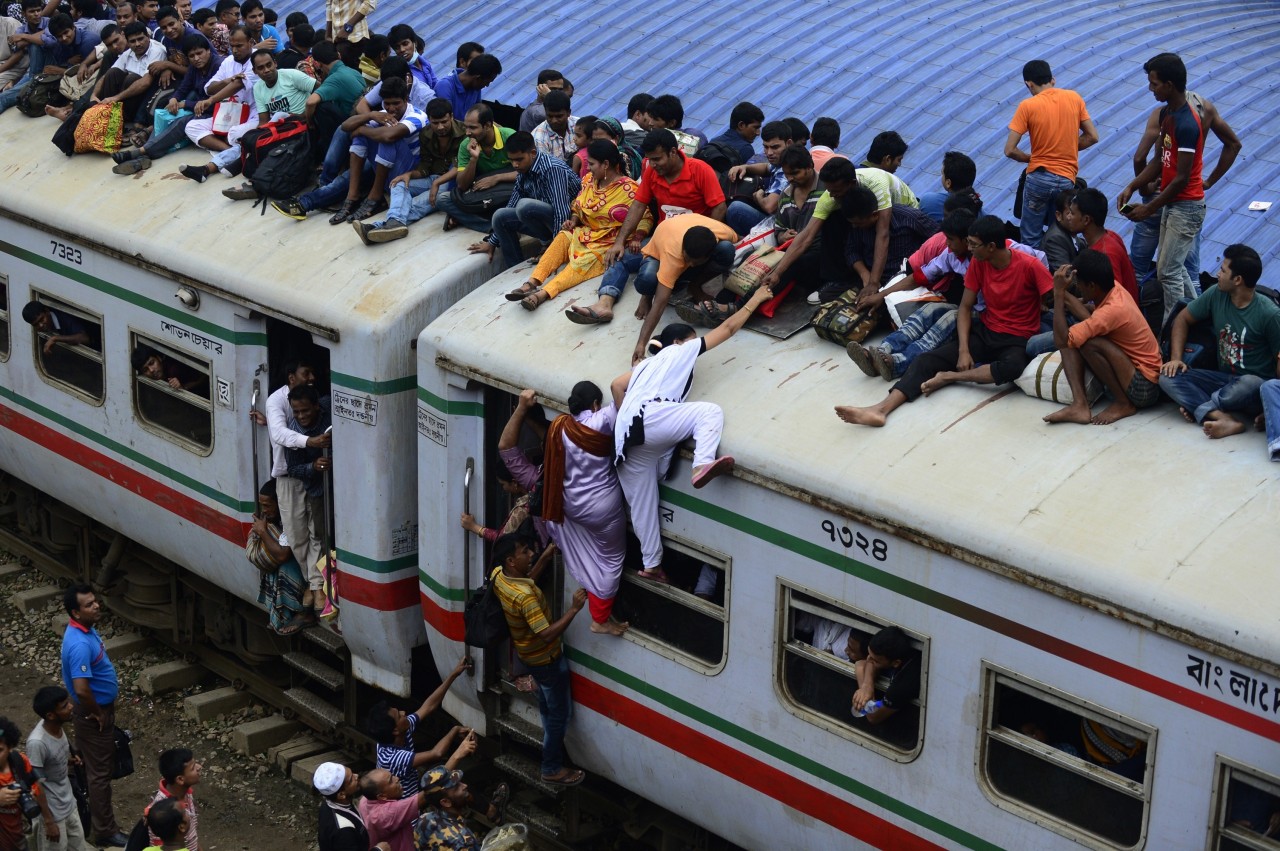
[506, 139, 652, 311]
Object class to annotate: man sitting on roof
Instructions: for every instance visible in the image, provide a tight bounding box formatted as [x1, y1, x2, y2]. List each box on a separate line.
[620, 91, 652, 148]
[433, 102, 517, 233]
[517, 68, 564, 133]
[565, 128, 726, 327]
[708, 100, 764, 165]
[860, 130, 908, 174]
[1061, 188, 1138, 303]
[87, 20, 166, 124]
[530, 88, 575, 162]
[724, 119, 793, 236]
[917, 151, 976, 225]
[1159, 244, 1280, 439]
[838, 186, 939, 305]
[759, 158, 860, 301]
[836, 215, 1052, 428]
[808, 116, 843, 173]
[1043, 249, 1162, 425]
[431, 51, 500, 123]
[347, 77, 431, 246]
[646, 93, 706, 155]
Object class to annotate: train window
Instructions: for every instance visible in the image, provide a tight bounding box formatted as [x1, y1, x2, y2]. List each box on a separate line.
[612, 532, 729, 673]
[979, 664, 1154, 849]
[1210, 758, 1280, 851]
[775, 583, 926, 759]
[130, 332, 213, 453]
[0, 273, 9, 360]
[29, 292, 104, 404]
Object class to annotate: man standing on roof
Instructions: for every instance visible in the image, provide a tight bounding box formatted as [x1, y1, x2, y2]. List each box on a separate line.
[1117, 52, 1242, 324]
[1004, 59, 1098, 249]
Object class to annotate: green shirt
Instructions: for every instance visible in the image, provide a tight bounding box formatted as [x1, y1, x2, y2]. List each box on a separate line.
[1187, 285, 1280, 377]
[456, 125, 515, 175]
[312, 60, 365, 115]
[812, 167, 919, 221]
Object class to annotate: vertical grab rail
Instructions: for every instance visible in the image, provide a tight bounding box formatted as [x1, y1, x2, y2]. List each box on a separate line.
[462, 457, 474, 675]
[249, 381, 261, 499]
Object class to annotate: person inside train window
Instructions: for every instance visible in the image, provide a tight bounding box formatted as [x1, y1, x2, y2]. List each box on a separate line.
[491, 534, 588, 786]
[724, 120, 794, 236]
[130, 344, 209, 397]
[246, 479, 310, 634]
[1042, 250, 1162, 426]
[365, 660, 473, 799]
[611, 301, 774, 584]
[836, 215, 1053, 429]
[646, 93, 706, 154]
[707, 100, 763, 165]
[861, 130, 908, 174]
[282, 382, 331, 613]
[1227, 776, 1280, 840]
[851, 626, 919, 726]
[468, 130, 582, 271]
[1078, 719, 1146, 781]
[793, 611, 865, 663]
[22, 301, 91, 355]
[917, 151, 976, 225]
[1159, 244, 1280, 439]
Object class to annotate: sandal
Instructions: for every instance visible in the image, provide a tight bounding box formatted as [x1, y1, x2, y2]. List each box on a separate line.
[505, 281, 539, 301]
[514, 674, 536, 692]
[637, 568, 670, 585]
[350, 197, 380, 221]
[674, 298, 732, 329]
[520, 290, 549, 311]
[488, 782, 510, 821]
[565, 306, 611, 325]
[541, 768, 585, 787]
[443, 215, 458, 232]
[328, 199, 357, 225]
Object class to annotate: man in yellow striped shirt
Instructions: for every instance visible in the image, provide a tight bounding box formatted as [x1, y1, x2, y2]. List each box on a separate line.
[491, 535, 587, 786]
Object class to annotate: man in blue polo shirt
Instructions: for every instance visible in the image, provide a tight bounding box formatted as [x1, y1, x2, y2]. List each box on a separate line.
[60, 583, 126, 848]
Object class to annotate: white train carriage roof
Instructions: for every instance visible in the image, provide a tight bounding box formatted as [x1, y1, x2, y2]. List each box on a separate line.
[0, 116, 487, 339]
[423, 266, 1280, 674]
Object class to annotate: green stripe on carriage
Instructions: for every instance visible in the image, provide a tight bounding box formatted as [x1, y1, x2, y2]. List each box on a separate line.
[0, 385, 254, 513]
[330, 372, 417, 395]
[416, 386, 484, 417]
[568, 648, 1001, 851]
[0, 240, 265, 346]
[337, 549, 417, 575]
[418, 569, 468, 602]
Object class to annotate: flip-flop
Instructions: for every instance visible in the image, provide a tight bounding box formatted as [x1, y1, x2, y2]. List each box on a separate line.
[505, 282, 538, 301]
[692, 455, 735, 489]
[565, 306, 611, 325]
[541, 768, 585, 787]
[443, 216, 458, 232]
[637, 569, 669, 585]
[489, 781, 510, 820]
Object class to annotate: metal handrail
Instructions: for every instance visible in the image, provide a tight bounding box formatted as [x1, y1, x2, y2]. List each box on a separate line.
[249, 381, 261, 500]
[462, 457, 474, 674]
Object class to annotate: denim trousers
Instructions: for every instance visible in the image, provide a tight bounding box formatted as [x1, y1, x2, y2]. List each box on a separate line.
[726, 200, 765, 237]
[878, 302, 958, 377]
[598, 250, 645, 300]
[144, 112, 195, 158]
[527, 652, 573, 776]
[1261, 379, 1280, 461]
[435, 190, 497, 234]
[632, 239, 736, 297]
[1157, 200, 1207, 323]
[1128, 194, 1201, 281]
[491, 198, 556, 269]
[1020, 169, 1075, 249]
[1157, 370, 1264, 424]
[376, 174, 449, 227]
[321, 125, 352, 183]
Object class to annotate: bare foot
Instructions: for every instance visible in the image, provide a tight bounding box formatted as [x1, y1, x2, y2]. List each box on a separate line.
[920, 372, 957, 396]
[635, 294, 652, 320]
[1091, 400, 1137, 425]
[835, 405, 887, 427]
[589, 618, 629, 636]
[1203, 416, 1246, 439]
[1044, 403, 1092, 424]
[1178, 406, 1195, 423]
[1254, 413, 1266, 431]
[45, 104, 71, 122]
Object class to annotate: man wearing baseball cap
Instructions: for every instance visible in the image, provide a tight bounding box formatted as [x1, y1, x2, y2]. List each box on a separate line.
[313, 761, 390, 851]
[414, 767, 481, 850]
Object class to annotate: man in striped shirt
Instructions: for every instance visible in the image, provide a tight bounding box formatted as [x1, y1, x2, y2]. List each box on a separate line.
[366, 657, 470, 798]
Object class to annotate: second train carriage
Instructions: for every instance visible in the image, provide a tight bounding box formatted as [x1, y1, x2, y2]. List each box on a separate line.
[416, 263, 1280, 849]
[0, 114, 495, 712]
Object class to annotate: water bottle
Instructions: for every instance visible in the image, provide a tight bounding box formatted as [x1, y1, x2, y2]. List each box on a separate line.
[852, 699, 883, 718]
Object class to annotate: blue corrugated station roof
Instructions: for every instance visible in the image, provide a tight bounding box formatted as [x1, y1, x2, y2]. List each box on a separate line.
[292, 0, 1279, 276]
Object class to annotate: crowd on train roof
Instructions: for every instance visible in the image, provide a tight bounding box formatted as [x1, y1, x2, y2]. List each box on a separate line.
[4, 0, 1280, 846]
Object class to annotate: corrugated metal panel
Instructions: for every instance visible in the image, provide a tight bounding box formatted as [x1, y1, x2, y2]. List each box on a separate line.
[285, 0, 1277, 273]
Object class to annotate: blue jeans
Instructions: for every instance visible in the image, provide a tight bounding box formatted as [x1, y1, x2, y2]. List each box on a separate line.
[726, 200, 765, 237]
[491, 198, 556, 269]
[435, 190, 496, 234]
[1261, 379, 1280, 461]
[0, 43, 46, 114]
[1129, 194, 1201, 281]
[321, 126, 352, 184]
[598, 250, 645, 300]
[300, 172, 352, 211]
[1020, 170, 1075, 249]
[633, 239, 736, 297]
[877, 302, 958, 378]
[1157, 200, 1206, 324]
[1025, 310, 1080, 358]
[376, 174, 448, 227]
[527, 653, 573, 777]
[1157, 369, 1264, 424]
[143, 112, 195, 159]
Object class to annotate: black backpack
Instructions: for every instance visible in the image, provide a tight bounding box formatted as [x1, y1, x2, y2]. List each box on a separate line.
[1159, 297, 1217, 368]
[463, 568, 510, 649]
[694, 140, 743, 173]
[239, 118, 313, 213]
[17, 73, 66, 118]
[122, 816, 150, 851]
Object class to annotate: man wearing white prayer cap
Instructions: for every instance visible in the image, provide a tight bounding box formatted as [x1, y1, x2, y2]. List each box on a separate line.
[315, 762, 392, 851]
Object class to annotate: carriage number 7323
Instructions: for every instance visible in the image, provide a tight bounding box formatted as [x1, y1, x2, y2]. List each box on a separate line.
[50, 240, 83, 266]
[820, 520, 889, 562]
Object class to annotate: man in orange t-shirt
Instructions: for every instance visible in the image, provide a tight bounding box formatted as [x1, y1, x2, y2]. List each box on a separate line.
[1004, 59, 1098, 250]
[1044, 249, 1162, 426]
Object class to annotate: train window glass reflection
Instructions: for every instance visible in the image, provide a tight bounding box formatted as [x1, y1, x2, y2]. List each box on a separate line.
[130, 332, 213, 453]
[1211, 758, 1280, 851]
[776, 584, 926, 757]
[613, 533, 728, 673]
[0, 274, 10, 360]
[980, 664, 1154, 849]
[28, 292, 104, 404]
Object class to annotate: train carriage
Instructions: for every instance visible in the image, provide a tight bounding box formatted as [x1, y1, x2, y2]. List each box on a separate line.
[416, 263, 1280, 850]
[0, 115, 493, 716]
